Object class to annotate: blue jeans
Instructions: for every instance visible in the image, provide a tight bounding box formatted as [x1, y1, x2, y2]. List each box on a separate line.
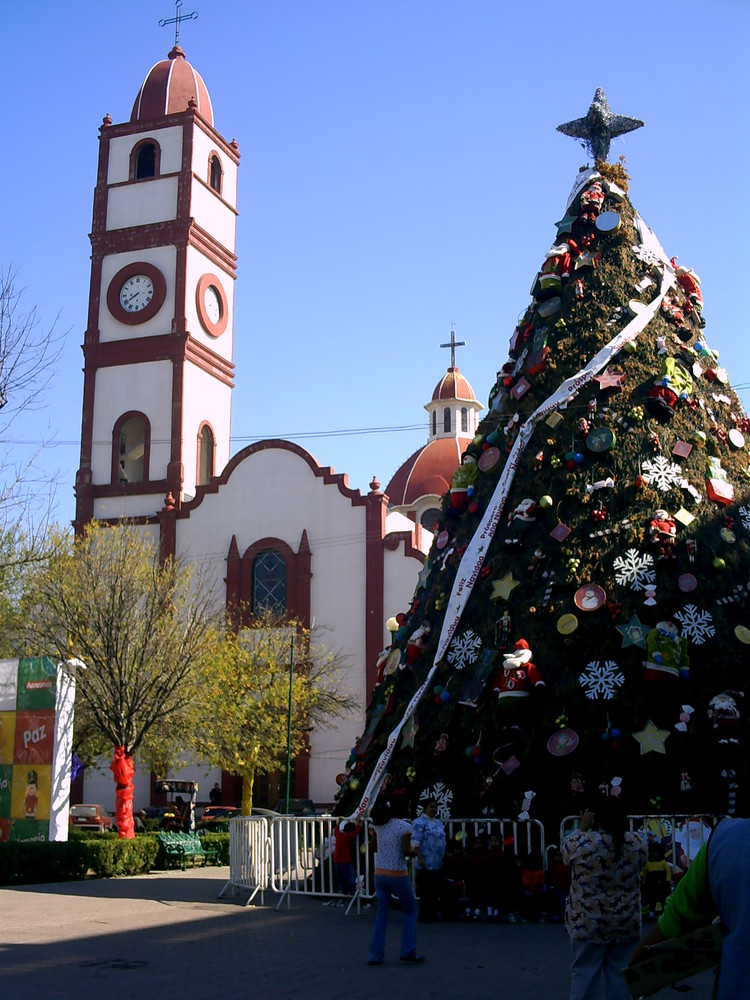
[368, 874, 418, 962]
[569, 938, 633, 1000]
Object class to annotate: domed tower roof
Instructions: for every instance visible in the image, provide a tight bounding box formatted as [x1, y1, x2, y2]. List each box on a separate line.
[130, 46, 213, 125]
[386, 437, 472, 507]
[431, 366, 477, 403]
[385, 361, 482, 527]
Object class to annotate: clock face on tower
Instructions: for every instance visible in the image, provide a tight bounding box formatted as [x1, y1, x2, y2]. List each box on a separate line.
[106, 262, 167, 325]
[119, 274, 154, 313]
[196, 273, 229, 336]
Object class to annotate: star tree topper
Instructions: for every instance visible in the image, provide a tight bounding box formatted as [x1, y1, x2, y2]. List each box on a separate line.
[557, 89, 645, 164]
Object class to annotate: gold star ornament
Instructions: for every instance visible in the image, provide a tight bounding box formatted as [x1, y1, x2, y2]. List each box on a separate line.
[491, 572, 520, 602]
[633, 720, 670, 755]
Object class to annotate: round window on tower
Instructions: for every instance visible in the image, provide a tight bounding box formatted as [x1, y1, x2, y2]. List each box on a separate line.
[196, 273, 229, 336]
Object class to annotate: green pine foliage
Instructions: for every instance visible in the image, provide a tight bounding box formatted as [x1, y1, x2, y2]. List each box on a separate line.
[337, 161, 750, 830]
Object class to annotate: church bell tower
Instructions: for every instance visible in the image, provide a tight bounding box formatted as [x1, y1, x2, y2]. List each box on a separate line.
[75, 43, 239, 529]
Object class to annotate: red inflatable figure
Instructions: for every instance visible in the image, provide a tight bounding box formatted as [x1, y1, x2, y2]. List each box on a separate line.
[110, 745, 135, 839]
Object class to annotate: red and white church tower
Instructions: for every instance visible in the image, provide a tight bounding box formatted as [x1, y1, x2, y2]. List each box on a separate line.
[75, 44, 239, 529]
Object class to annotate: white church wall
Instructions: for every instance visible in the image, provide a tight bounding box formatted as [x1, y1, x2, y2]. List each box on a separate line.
[81, 757, 224, 814]
[106, 176, 179, 231]
[99, 246, 177, 341]
[175, 445, 374, 806]
[106, 126, 184, 184]
[190, 181, 237, 253]
[181, 361, 232, 496]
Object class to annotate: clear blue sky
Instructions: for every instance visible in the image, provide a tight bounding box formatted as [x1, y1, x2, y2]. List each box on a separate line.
[3, 0, 749, 529]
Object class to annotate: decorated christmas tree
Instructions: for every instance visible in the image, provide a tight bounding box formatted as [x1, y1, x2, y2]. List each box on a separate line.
[336, 91, 750, 829]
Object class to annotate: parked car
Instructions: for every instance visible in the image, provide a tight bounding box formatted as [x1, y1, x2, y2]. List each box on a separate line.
[199, 805, 240, 823]
[69, 804, 115, 832]
[272, 798, 317, 816]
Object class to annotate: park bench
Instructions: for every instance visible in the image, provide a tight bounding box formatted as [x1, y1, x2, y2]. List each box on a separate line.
[157, 830, 220, 869]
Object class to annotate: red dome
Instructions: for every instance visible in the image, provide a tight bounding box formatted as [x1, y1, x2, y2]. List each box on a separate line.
[385, 436, 473, 506]
[131, 46, 213, 125]
[431, 367, 476, 403]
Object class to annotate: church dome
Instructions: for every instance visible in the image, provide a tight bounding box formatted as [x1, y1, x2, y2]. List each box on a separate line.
[130, 46, 214, 125]
[386, 435, 473, 506]
[431, 366, 477, 403]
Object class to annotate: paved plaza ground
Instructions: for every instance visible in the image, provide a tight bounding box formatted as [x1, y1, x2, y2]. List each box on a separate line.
[0, 866, 716, 1000]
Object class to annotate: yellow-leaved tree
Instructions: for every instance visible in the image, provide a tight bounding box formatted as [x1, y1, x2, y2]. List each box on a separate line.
[192, 614, 358, 814]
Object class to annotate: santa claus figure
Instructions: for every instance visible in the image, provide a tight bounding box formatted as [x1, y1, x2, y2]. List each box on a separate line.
[580, 181, 605, 221]
[707, 691, 742, 744]
[493, 639, 545, 699]
[649, 508, 677, 559]
[643, 621, 689, 681]
[406, 622, 431, 665]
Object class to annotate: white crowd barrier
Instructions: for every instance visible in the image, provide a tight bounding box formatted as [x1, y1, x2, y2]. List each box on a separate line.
[225, 814, 546, 911]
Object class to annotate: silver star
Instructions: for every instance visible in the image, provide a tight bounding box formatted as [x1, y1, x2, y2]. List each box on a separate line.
[557, 89, 644, 164]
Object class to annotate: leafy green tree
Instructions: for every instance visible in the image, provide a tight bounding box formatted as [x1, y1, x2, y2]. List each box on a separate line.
[19, 522, 222, 831]
[192, 614, 358, 814]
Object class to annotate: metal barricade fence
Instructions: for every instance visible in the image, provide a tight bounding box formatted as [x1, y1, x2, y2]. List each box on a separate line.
[219, 815, 271, 905]
[226, 814, 545, 911]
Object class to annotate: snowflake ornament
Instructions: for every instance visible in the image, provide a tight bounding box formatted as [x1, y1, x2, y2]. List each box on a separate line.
[579, 660, 625, 700]
[447, 629, 482, 670]
[631, 244, 665, 269]
[642, 456, 684, 492]
[418, 782, 453, 820]
[613, 548, 656, 591]
[674, 604, 716, 645]
[739, 505, 750, 531]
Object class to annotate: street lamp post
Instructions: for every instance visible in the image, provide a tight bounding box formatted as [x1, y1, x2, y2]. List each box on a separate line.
[284, 633, 294, 813]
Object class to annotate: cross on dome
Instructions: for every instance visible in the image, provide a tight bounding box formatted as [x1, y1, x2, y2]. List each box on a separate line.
[440, 326, 466, 370]
[159, 0, 198, 47]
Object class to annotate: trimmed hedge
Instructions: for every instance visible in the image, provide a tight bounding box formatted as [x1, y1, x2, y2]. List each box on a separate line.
[0, 832, 229, 885]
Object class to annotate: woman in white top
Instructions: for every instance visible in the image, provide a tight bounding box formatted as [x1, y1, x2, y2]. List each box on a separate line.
[367, 798, 424, 965]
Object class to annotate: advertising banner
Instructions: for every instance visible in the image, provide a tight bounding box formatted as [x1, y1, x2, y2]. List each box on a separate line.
[0, 658, 76, 842]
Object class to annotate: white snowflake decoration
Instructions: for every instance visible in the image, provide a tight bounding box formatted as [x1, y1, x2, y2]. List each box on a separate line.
[579, 660, 625, 700]
[674, 604, 716, 645]
[613, 548, 656, 591]
[419, 782, 453, 820]
[631, 244, 664, 269]
[642, 456, 684, 492]
[447, 629, 482, 670]
[739, 505, 750, 531]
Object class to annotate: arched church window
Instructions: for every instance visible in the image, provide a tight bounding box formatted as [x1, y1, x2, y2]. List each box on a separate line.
[135, 143, 156, 179]
[443, 407, 451, 433]
[114, 414, 148, 483]
[431, 411, 436, 436]
[252, 551, 287, 615]
[197, 424, 215, 486]
[129, 139, 161, 181]
[209, 154, 223, 194]
[461, 406, 468, 433]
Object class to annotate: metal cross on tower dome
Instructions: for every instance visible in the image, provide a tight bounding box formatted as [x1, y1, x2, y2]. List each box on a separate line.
[440, 325, 465, 370]
[159, 1, 198, 46]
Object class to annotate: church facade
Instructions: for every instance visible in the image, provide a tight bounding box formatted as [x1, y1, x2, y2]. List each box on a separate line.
[73, 44, 447, 808]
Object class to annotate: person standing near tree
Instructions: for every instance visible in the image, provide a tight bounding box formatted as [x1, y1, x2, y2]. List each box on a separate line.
[411, 797, 446, 922]
[209, 782, 222, 806]
[561, 797, 647, 1000]
[367, 798, 424, 966]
